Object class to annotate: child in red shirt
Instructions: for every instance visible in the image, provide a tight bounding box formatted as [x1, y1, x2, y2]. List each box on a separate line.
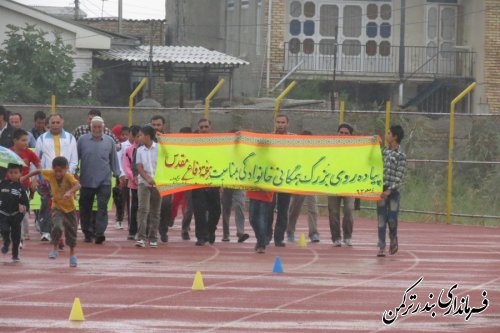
[10, 129, 41, 242]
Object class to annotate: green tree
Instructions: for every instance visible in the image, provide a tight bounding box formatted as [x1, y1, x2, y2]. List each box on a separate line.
[0, 24, 100, 105]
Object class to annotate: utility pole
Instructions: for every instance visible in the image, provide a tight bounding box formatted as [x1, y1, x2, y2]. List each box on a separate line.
[330, 24, 338, 111]
[118, 0, 123, 34]
[74, 0, 79, 20]
[399, 0, 406, 105]
[148, 21, 154, 98]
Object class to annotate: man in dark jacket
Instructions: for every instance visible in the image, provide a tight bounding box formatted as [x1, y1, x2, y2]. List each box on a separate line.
[0, 106, 14, 149]
[0, 106, 16, 180]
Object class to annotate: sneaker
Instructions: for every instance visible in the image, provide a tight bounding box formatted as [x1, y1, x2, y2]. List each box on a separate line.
[344, 238, 353, 247]
[1, 244, 9, 255]
[135, 240, 145, 248]
[287, 233, 295, 242]
[127, 235, 135, 240]
[12, 256, 20, 262]
[150, 241, 158, 248]
[237, 234, 249, 243]
[222, 236, 230, 242]
[19, 240, 23, 250]
[377, 249, 386, 257]
[58, 240, 65, 252]
[181, 231, 190, 240]
[310, 234, 320, 243]
[48, 250, 58, 259]
[84, 236, 92, 243]
[333, 240, 342, 247]
[115, 221, 123, 230]
[275, 242, 286, 247]
[69, 256, 77, 267]
[256, 247, 266, 254]
[40, 233, 51, 241]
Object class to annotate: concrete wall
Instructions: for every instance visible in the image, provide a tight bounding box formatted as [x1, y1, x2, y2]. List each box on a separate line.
[4, 104, 499, 161]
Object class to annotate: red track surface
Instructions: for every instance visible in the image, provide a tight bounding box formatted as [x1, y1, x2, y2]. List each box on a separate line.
[0, 213, 499, 332]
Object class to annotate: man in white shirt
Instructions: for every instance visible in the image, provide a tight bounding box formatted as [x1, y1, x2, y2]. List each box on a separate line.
[35, 114, 78, 241]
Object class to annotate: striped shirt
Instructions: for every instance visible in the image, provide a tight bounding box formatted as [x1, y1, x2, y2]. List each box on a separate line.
[382, 145, 407, 191]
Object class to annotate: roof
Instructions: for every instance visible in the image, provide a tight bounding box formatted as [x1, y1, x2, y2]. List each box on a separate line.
[96, 46, 249, 66]
[0, 0, 110, 50]
[32, 6, 87, 19]
[80, 17, 165, 23]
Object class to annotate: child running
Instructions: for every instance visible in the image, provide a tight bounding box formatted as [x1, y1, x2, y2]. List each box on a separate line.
[22, 157, 81, 267]
[1, 163, 29, 262]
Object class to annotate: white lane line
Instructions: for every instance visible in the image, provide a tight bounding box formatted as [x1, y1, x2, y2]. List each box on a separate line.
[200, 250, 421, 332]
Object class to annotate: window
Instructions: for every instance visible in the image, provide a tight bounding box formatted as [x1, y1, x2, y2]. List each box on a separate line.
[320, 5, 338, 37]
[304, 2, 315, 18]
[343, 6, 362, 38]
[304, 39, 315, 54]
[367, 4, 378, 19]
[304, 20, 315, 36]
[380, 23, 391, 38]
[227, 0, 235, 11]
[441, 7, 456, 40]
[427, 7, 438, 39]
[366, 22, 378, 38]
[241, 0, 249, 9]
[343, 40, 361, 56]
[380, 4, 392, 20]
[366, 40, 377, 56]
[290, 1, 301, 17]
[290, 20, 301, 36]
[379, 41, 391, 56]
[319, 39, 336, 55]
[289, 38, 301, 54]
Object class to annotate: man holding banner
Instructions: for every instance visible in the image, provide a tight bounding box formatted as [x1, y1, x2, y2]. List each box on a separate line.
[154, 119, 384, 253]
[191, 119, 221, 246]
[267, 115, 292, 247]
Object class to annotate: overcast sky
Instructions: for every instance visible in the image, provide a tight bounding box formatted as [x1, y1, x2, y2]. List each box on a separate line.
[16, 0, 166, 20]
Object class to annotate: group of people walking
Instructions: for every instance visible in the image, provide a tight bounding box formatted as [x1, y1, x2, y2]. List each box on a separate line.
[0, 105, 407, 266]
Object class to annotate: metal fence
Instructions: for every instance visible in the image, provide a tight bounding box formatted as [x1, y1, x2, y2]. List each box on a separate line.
[284, 43, 475, 79]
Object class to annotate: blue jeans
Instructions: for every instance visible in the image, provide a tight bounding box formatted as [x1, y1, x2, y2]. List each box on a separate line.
[79, 185, 112, 238]
[377, 190, 400, 249]
[249, 199, 272, 248]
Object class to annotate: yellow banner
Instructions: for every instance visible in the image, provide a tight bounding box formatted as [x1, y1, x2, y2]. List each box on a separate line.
[155, 131, 383, 199]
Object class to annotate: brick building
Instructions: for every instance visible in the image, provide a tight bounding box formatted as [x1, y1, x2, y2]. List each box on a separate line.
[166, 0, 499, 114]
[80, 18, 167, 46]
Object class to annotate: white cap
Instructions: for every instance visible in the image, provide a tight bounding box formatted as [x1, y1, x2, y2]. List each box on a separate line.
[91, 116, 104, 124]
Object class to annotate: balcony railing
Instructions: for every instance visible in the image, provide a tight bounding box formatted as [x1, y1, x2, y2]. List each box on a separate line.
[284, 43, 475, 79]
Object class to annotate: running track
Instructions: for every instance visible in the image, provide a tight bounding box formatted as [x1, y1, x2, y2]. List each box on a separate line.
[0, 214, 499, 332]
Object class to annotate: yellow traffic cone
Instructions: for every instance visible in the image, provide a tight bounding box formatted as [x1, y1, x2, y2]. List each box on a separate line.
[192, 271, 205, 291]
[297, 233, 307, 248]
[69, 297, 84, 321]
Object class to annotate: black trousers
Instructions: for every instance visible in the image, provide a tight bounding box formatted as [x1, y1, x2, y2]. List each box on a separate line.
[128, 188, 138, 236]
[266, 193, 291, 244]
[192, 188, 221, 241]
[1, 214, 23, 258]
[158, 194, 173, 238]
